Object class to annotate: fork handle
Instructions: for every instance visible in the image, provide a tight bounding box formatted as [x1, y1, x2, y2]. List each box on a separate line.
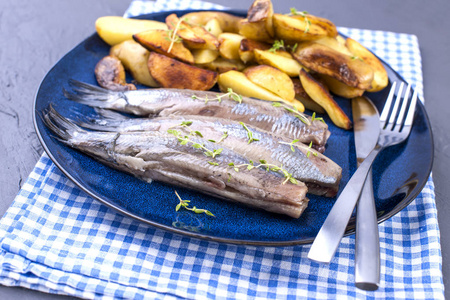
[308, 145, 383, 263]
[355, 169, 380, 291]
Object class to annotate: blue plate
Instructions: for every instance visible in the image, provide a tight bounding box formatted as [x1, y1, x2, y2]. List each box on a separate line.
[33, 9, 433, 246]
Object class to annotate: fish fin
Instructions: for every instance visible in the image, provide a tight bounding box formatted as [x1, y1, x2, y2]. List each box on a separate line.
[43, 104, 83, 141]
[63, 80, 121, 108]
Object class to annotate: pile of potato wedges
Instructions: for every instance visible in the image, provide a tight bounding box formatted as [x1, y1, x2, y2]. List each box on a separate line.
[94, 0, 388, 130]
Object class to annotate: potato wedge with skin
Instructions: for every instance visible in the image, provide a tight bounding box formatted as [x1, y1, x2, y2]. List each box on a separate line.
[181, 12, 242, 33]
[166, 14, 206, 50]
[95, 55, 136, 91]
[239, 39, 271, 63]
[96, 16, 168, 46]
[300, 69, 351, 129]
[292, 78, 325, 113]
[192, 49, 219, 64]
[293, 42, 374, 89]
[218, 33, 245, 60]
[244, 65, 295, 101]
[148, 52, 217, 90]
[218, 71, 303, 109]
[290, 13, 338, 38]
[319, 75, 365, 98]
[314, 36, 353, 56]
[198, 57, 246, 73]
[191, 26, 220, 50]
[133, 29, 194, 64]
[239, 19, 273, 42]
[204, 18, 222, 37]
[346, 37, 389, 92]
[273, 13, 328, 42]
[254, 49, 305, 77]
[110, 40, 159, 87]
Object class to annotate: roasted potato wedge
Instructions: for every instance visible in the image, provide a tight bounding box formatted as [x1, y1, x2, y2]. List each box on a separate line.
[254, 49, 305, 77]
[166, 14, 220, 51]
[198, 57, 246, 73]
[346, 37, 389, 92]
[290, 13, 338, 38]
[218, 70, 291, 103]
[191, 26, 220, 50]
[244, 65, 295, 100]
[110, 40, 159, 87]
[95, 55, 136, 91]
[273, 13, 328, 42]
[192, 49, 219, 64]
[148, 52, 217, 90]
[239, 39, 271, 63]
[293, 42, 374, 89]
[314, 36, 353, 56]
[204, 18, 222, 37]
[218, 33, 245, 60]
[292, 78, 325, 113]
[239, 19, 273, 42]
[319, 75, 365, 98]
[96, 16, 168, 46]
[166, 14, 206, 49]
[133, 29, 194, 64]
[181, 11, 243, 33]
[300, 69, 351, 129]
[239, 0, 274, 41]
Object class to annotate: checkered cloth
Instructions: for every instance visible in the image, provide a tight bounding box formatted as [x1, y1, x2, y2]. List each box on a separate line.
[0, 0, 443, 299]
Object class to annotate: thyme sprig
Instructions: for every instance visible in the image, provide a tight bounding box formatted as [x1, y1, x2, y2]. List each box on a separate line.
[208, 131, 228, 144]
[228, 160, 298, 185]
[268, 40, 298, 53]
[272, 102, 311, 125]
[288, 8, 311, 33]
[167, 122, 223, 158]
[279, 139, 300, 152]
[311, 112, 326, 123]
[191, 88, 243, 104]
[240, 122, 259, 144]
[165, 19, 184, 53]
[175, 191, 215, 217]
[306, 141, 318, 158]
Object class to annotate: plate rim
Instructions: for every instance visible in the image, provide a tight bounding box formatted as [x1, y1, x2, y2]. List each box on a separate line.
[33, 8, 434, 246]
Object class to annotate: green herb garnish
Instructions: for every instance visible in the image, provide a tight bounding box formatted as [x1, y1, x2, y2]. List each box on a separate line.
[272, 102, 311, 125]
[228, 160, 298, 185]
[289, 8, 311, 33]
[311, 112, 325, 123]
[306, 141, 318, 158]
[168, 122, 223, 159]
[240, 122, 259, 144]
[191, 88, 242, 104]
[279, 139, 300, 152]
[175, 191, 215, 217]
[165, 19, 184, 53]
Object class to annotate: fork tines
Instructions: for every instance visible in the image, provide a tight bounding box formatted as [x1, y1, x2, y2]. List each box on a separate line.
[380, 82, 418, 132]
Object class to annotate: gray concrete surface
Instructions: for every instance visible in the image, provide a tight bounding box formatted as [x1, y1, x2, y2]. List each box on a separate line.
[1, 0, 449, 298]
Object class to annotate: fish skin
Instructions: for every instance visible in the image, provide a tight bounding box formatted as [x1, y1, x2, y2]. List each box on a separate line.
[43, 106, 309, 218]
[63, 80, 330, 152]
[74, 113, 342, 196]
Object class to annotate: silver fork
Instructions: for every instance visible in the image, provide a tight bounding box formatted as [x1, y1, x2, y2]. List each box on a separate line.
[308, 82, 419, 263]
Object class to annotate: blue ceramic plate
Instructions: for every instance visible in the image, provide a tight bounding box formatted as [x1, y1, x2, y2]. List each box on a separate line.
[33, 9, 433, 246]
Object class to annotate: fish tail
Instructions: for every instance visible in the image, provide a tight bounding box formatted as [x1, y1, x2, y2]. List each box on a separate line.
[43, 104, 83, 142]
[63, 79, 120, 108]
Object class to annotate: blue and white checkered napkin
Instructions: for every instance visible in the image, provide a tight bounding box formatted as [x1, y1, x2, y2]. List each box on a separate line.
[0, 0, 444, 299]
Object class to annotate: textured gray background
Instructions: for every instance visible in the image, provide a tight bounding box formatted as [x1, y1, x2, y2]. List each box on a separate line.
[1, 0, 448, 299]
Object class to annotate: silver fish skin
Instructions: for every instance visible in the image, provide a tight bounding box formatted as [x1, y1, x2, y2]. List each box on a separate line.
[43, 107, 309, 218]
[75, 113, 342, 197]
[63, 80, 330, 152]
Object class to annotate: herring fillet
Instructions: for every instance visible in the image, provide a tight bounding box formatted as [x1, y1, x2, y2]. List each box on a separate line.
[75, 113, 342, 197]
[43, 107, 309, 218]
[63, 80, 330, 152]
